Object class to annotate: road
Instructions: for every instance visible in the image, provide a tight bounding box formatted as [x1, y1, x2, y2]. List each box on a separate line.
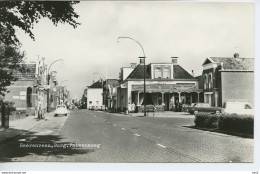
[0, 109, 254, 162]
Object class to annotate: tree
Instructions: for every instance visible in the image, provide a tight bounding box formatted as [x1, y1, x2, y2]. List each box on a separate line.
[0, 1, 80, 96]
[0, 44, 25, 96]
[0, 1, 80, 45]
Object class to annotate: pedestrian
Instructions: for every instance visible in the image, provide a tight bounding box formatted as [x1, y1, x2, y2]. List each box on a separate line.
[131, 102, 136, 113]
[175, 100, 179, 112]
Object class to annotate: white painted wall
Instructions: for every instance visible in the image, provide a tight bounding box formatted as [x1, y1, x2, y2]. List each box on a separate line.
[87, 88, 103, 108]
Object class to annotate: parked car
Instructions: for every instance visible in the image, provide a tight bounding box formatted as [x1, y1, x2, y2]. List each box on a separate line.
[90, 106, 98, 111]
[99, 105, 106, 111]
[222, 101, 254, 115]
[54, 105, 68, 116]
[187, 103, 222, 115]
[182, 103, 195, 112]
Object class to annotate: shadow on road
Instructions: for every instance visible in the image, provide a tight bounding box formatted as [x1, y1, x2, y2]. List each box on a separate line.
[0, 129, 95, 162]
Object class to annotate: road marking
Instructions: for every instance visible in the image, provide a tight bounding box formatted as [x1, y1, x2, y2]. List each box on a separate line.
[108, 122, 110, 123]
[156, 143, 167, 148]
[134, 134, 140, 137]
[121, 128, 126, 130]
[113, 124, 117, 126]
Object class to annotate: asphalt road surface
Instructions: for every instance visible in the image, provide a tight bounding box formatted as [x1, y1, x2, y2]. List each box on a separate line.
[0, 109, 254, 162]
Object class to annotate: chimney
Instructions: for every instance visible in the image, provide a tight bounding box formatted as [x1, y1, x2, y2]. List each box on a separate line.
[171, 57, 178, 64]
[139, 57, 145, 65]
[234, 53, 239, 58]
[221, 62, 224, 70]
[191, 70, 194, 77]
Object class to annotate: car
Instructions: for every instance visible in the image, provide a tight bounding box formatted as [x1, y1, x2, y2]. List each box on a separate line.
[89, 106, 98, 111]
[187, 103, 222, 115]
[99, 105, 106, 111]
[222, 101, 254, 115]
[54, 105, 68, 116]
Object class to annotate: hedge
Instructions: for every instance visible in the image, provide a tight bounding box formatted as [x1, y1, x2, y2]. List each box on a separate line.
[194, 112, 254, 135]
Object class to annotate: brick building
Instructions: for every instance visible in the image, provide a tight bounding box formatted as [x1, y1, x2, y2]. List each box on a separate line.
[3, 58, 50, 116]
[200, 53, 254, 107]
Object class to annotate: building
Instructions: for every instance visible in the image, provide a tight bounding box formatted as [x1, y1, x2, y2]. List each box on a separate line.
[86, 80, 103, 109]
[116, 57, 203, 112]
[103, 79, 119, 111]
[200, 53, 254, 107]
[49, 71, 58, 111]
[4, 59, 48, 115]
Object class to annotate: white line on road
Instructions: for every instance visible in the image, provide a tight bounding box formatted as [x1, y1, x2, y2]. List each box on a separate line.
[121, 128, 126, 130]
[134, 134, 140, 137]
[156, 143, 167, 148]
[113, 124, 117, 126]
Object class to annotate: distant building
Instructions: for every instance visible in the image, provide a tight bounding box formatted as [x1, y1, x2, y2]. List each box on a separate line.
[103, 79, 119, 111]
[116, 57, 203, 112]
[200, 53, 254, 107]
[86, 80, 103, 109]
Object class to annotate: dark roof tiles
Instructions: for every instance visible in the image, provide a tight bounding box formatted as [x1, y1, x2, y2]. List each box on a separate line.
[209, 57, 254, 71]
[126, 64, 194, 80]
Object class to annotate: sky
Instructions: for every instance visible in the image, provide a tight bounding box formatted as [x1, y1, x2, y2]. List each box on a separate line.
[16, 1, 254, 99]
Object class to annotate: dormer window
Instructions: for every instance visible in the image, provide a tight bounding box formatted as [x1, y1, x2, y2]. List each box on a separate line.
[154, 66, 162, 79]
[153, 65, 172, 79]
[163, 67, 170, 79]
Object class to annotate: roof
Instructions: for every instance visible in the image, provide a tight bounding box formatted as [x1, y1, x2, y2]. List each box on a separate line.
[126, 64, 151, 79]
[173, 65, 194, 79]
[203, 57, 254, 71]
[105, 79, 119, 87]
[88, 80, 103, 88]
[12, 63, 37, 79]
[125, 64, 194, 80]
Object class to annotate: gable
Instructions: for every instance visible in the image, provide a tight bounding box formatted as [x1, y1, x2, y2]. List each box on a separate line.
[202, 58, 213, 66]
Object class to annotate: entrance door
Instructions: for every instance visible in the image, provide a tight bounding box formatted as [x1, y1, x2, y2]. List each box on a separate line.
[164, 93, 169, 111]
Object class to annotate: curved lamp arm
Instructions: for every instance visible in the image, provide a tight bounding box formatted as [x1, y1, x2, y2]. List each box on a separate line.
[117, 37, 146, 58]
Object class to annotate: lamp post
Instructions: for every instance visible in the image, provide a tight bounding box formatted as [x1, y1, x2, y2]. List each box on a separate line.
[59, 80, 68, 105]
[47, 59, 63, 112]
[117, 37, 146, 116]
[60, 80, 69, 86]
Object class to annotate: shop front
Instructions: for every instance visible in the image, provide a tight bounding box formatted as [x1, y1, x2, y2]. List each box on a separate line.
[130, 83, 203, 112]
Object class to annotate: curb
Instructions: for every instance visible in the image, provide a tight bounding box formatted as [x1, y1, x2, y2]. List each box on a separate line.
[183, 125, 253, 139]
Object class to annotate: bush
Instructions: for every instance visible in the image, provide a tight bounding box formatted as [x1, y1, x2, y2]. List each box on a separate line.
[195, 112, 254, 135]
[194, 112, 219, 129]
[218, 113, 254, 135]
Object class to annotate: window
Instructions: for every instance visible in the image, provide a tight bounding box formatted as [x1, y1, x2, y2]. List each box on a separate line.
[89, 101, 92, 104]
[163, 67, 171, 79]
[204, 74, 208, 89]
[154, 66, 162, 79]
[96, 101, 99, 105]
[208, 74, 211, 89]
[208, 73, 213, 89]
[27, 87, 32, 107]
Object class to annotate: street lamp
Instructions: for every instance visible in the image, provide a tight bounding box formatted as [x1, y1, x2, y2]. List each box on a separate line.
[60, 80, 69, 86]
[117, 37, 147, 116]
[47, 59, 63, 112]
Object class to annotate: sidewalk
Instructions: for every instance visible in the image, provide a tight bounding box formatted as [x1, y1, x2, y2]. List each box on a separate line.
[0, 112, 54, 143]
[103, 110, 195, 118]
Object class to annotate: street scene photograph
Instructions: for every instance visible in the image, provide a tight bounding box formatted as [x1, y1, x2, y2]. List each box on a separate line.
[0, 1, 255, 163]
